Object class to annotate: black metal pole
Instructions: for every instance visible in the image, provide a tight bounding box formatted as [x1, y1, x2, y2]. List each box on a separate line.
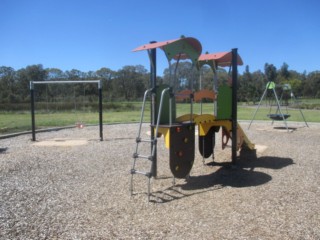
[231, 48, 238, 165]
[98, 81, 103, 141]
[30, 81, 36, 141]
[150, 41, 157, 178]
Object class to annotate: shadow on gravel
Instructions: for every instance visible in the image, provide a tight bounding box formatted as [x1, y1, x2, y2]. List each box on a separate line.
[273, 126, 297, 131]
[0, 147, 8, 153]
[151, 150, 294, 202]
[180, 150, 294, 191]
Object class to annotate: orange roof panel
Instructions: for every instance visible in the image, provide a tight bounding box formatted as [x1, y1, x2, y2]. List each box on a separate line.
[198, 51, 243, 67]
[132, 39, 178, 52]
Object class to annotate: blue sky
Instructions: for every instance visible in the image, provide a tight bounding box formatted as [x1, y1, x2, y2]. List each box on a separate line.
[1, 0, 319, 75]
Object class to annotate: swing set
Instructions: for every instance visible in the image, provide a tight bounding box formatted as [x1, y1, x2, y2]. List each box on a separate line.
[30, 80, 103, 141]
[130, 36, 255, 200]
[248, 81, 308, 131]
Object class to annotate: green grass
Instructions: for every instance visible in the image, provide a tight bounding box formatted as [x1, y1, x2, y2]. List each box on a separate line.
[237, 106, 318, 122]
[177, 103, 319, 122]
[1, 102, 319, 135]
[0, 111, 145, 135]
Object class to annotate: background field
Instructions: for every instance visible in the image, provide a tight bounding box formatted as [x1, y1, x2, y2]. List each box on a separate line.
[1, 99, 319, 136]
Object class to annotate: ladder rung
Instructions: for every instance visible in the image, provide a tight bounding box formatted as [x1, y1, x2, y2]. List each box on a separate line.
[136, 137, 156, 144]
[131, 169, 151, 177]
[133, 153, 153, 160]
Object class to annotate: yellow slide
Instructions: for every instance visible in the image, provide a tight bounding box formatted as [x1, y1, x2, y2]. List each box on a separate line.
[237, 123, 255, 150]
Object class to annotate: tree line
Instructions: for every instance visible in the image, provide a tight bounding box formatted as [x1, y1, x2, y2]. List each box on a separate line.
[0, 62, 319, 107]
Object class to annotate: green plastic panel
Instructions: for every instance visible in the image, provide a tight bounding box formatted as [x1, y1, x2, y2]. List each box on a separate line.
[216, 84, 232, 120]
[266, 81, 276, 89]
[162, 40, 200, 65]
[156, 84, 176, 124]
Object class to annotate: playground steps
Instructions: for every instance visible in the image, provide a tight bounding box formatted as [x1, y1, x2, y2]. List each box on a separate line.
[130, 132, 157, 201]
[130, 88, 159, 201]
[131, 137, 157, 176]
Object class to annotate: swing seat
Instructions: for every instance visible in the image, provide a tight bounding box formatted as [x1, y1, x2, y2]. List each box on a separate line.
[267, 114, 290, 121]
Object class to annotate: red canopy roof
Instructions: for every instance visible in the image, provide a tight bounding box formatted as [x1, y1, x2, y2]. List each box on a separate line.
[198, 51, 243, 67]
[133, 39, 177, 52]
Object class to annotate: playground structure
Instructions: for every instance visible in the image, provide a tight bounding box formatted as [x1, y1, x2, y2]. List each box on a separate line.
[130, 36, 255, 200]
[248, 81, 308, 131]
[30, 80, 103, 141]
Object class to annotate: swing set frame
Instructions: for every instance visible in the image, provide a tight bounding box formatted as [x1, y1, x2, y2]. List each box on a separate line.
[248, 81, 308, 131]
[30, 80, 103, 141]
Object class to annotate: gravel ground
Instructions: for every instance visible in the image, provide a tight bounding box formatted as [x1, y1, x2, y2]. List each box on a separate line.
[0, 121, 319, 239]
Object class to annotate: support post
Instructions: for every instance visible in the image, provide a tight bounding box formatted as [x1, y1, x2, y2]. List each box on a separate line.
[98, 80, 103, 141]
[248, 87, 268, 129]
[149, 41, 157, 178]
[272, 87, 289, 131]
[213, 69, 218, 116]
[231, 49, 238, 165]
[30, 81, 36, 141]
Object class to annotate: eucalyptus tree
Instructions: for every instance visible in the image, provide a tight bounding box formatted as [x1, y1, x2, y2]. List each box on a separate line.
[96, 67, 116, 101]
[0, 66, 16, 103]
[264, 63, 277, 83]
[163, 61, 199, 91]
[304, 71, 320, 98]
[16, 64, 47, 102]
[113, 65, 148, 101]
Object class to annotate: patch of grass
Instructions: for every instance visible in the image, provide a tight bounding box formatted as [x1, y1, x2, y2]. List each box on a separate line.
[0, 112, 31, 133]
[177, 103, 320, 122]
[0, 102, 319, 135]
[237, 106, 320, 122]
[239, 98, 320, 110]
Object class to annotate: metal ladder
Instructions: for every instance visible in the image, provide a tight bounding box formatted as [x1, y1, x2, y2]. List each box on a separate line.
[130, 87, 171, 201]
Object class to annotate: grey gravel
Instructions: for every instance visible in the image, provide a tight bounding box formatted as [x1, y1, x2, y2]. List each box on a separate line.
[0, 121, 319, 239]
